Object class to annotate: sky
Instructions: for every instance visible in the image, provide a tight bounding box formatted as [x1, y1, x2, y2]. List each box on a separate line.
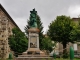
[0, 0, 80, 33]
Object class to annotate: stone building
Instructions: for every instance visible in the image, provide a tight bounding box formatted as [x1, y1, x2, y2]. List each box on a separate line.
[0, 4, 20, 58]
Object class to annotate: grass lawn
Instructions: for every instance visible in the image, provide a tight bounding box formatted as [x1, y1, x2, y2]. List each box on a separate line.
[0, 57, 79, 60]
[55, 58, 80, 60]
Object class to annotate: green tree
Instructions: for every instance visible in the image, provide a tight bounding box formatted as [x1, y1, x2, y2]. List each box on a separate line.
[41, 37, 54, 53]
[76, 21, 80, 41]
[70, 20, 80, 41]
[25, 15, 44, 49]
[8, 28, 28, 56]
[48, 15, 76, 55]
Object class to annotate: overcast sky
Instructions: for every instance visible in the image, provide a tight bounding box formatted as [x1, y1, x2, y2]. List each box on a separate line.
[1, 0, 80, 33]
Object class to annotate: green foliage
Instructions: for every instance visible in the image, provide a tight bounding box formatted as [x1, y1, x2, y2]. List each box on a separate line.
[70, 20, 80, 41]
[8, 28, 28, 54]
[48, 15, 76, 54]
[48, 15, 74, 42]
[36, 15, 44, 49]
[41, 37, 54, 52]
[25, 15, 44, 49]
[62, 52, 69, 58]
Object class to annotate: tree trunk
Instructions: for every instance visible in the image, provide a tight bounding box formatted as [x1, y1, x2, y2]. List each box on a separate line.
[63, 42, 67, 54]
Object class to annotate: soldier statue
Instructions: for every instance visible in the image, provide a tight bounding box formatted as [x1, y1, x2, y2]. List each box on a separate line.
[30, 8, 37, 28]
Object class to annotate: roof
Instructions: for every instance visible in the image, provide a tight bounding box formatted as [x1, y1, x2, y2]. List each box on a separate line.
[72, 18, 80, 21]
[0, 4, 21, 31]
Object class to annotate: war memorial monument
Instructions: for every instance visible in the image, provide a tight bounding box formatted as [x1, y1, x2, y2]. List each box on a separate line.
[16, 9, 52, 60]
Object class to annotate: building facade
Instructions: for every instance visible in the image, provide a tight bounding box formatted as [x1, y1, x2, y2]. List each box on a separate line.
[0, 4, 20, 58]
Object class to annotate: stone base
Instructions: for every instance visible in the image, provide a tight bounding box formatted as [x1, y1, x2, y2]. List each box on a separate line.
[16, 57, 53, 60]
[16, 48, 52, 60]
[22, 48, 45, 56]
[16, 50, 53, 60]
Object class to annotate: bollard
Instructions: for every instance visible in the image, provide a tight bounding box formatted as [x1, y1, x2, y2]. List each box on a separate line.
[53, 52, 56, 59]
[8, 52, 13, 60]
[70, 46, 74, 60]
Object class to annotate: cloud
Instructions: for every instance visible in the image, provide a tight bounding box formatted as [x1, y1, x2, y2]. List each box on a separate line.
[13, 18, 27, 32]
[68, 5, 80, 17]
[1, 0, 80, 33]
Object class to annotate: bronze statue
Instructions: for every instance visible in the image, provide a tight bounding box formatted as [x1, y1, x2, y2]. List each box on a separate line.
[30, 9, 37, 28]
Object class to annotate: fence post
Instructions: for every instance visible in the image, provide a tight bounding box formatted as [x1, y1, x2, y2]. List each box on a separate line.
[70, 46, 74, 60]
[53, 52, 56, 59]
[8, 52, 13, 60]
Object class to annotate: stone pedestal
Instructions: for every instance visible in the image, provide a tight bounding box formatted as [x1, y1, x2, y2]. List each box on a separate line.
[28, 28, 39, 50]
[19, 28, 45, 56]
[16, 28, 52, 60]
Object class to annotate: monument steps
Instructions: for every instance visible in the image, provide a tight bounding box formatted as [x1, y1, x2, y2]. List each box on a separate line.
[18, 55, 49, 57]
[16, 57, 53, 60]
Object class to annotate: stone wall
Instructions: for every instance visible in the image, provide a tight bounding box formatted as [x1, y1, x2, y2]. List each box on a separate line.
[59, 42, 80, 54]
[0, 5, 18, 58]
